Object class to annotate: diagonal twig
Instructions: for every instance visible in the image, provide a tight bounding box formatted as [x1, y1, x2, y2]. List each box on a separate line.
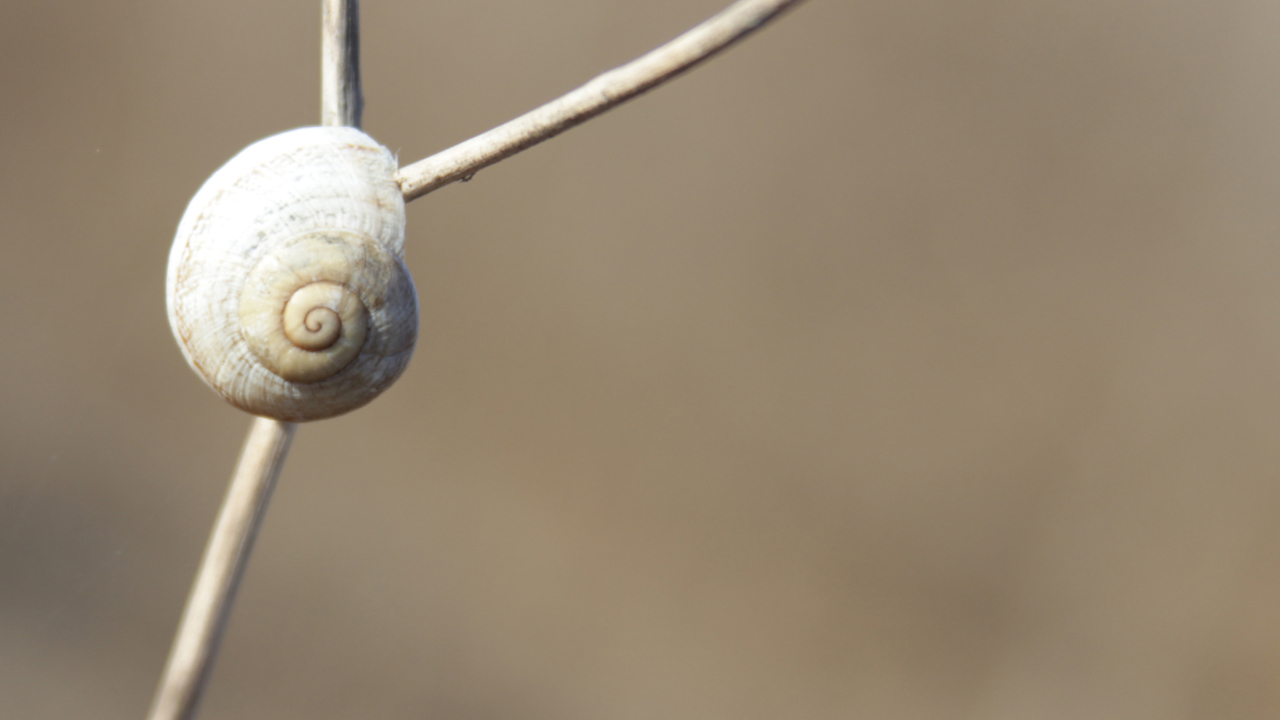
[395, 0, 806, 202]
[148, 1, 804, 718]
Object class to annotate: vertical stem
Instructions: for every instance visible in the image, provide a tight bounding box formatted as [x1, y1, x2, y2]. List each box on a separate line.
[322, 0, 363, 128]
[149, 7, 362, 720]
[146, 418, 297, 720]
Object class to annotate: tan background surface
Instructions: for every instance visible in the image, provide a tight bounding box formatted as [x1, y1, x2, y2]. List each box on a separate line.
[3, 1, 1280, 718]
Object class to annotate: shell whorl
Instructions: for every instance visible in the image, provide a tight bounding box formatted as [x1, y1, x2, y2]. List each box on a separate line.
[166, 127, 417, 422]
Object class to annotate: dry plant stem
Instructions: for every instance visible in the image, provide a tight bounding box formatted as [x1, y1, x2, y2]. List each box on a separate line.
[148, 2, 797, 716]
[145, 418, 297, 720]
[322, 0, 363, 128]
[148, 5, 361, 719]
[395, 0, 805, 201]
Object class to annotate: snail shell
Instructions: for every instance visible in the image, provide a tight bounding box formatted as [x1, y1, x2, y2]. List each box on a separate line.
[166, 126, 418, 422]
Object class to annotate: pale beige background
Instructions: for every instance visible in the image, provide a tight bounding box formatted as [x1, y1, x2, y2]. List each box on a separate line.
[3, 1, 1280, 718]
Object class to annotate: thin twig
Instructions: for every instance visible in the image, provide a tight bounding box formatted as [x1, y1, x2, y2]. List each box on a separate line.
[394, 0, 805, 202]
[148, 4, 362, 719]
[322, 0, 363, 128]
[148, 1, 802, 716]
[146, 418, 297, 720]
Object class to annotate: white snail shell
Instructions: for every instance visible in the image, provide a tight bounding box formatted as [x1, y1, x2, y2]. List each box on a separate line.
[166, 126, 418, 422]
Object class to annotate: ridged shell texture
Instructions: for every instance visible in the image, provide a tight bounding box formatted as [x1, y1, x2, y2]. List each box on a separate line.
[166, 127, 417, 421]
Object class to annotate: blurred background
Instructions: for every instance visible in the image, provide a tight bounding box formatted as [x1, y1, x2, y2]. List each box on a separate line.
[3, 0, 1280, 718]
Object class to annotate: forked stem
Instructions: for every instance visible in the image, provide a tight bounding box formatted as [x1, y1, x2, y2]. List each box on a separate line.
[395, 0, 805, 201]
[148, 1, 802, 717]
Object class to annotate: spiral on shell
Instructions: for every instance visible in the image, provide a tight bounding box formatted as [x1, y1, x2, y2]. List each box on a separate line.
[166, 126, 418, 421]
